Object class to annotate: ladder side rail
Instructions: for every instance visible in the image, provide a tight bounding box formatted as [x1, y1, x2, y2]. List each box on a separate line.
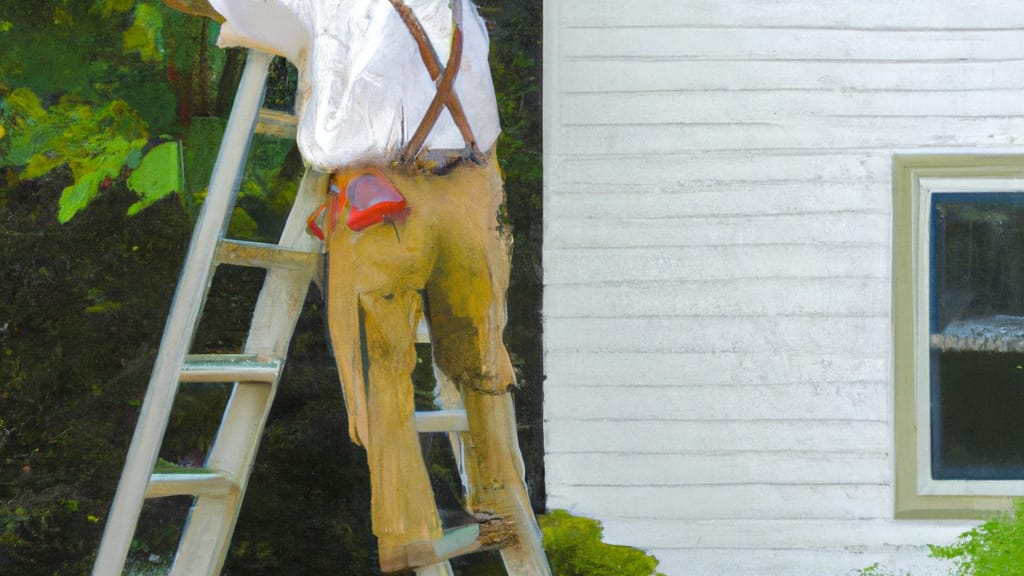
[92, 49, 275, 576]
[170, 170, 326, 576]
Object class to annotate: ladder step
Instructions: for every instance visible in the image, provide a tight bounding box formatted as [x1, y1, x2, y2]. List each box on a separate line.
[146, 468, 237, 498]
[380, 524, 481, 572]
[181, 354, 282, 384]
[217, 239, 319, 271]
[255, 108, 298, 139]
[414, 409, 469, 433]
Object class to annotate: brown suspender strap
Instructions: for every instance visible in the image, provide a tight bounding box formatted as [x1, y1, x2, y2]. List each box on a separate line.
[389, 0, 485, 164]
[402, 12, 464, 163]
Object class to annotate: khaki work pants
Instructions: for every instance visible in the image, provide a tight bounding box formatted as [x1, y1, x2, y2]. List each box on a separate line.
[325, 157, 547, 572]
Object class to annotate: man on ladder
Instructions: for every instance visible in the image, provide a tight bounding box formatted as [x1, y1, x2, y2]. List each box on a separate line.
[171, 1, 551, 573]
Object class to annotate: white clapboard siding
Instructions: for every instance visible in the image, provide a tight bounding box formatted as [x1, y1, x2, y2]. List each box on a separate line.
[546, 244, 889, 284]
[543, 351, 887, 387]
[563, 0, 1024, 29]
[545, 316, 889, 355]
[547, 484, 895, 520]
[545, 420, 889, 454]
[563, 61, 1024, 94]
[547, 452, 891, 486]
[548, 183, 892, 217]
[562, 28, 1024, 61]
[563, 118, 1024, 155]
[564, 91, 1024, 125]
[547, 212, 890, 248]
[545, 383, 887, 422]
[555, 152, 896, 187]
[543, 1, 1023, 574]
[545, 278, 889, 317]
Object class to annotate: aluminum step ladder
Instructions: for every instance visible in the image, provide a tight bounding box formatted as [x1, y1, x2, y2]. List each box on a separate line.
[91, 49, 479, 576]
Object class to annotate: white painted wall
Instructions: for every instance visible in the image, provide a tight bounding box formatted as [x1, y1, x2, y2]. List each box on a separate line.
[541, 1, 1024, 574]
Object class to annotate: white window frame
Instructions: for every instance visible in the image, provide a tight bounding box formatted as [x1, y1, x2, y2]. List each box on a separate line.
[893, 154, 1024, 518]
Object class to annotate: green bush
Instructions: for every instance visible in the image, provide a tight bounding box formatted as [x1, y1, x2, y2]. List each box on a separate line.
[928, 499, 1024, 576]
[539, 510, 664, 576]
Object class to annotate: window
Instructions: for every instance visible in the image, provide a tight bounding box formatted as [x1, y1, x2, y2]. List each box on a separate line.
[894, 154, 1024, 518]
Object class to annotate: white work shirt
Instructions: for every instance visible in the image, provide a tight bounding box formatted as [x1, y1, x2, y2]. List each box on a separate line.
[209, 0, 501, 172]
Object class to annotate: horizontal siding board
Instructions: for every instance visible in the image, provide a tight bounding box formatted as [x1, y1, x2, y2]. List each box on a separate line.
[546, 484, 894, 520]
[562, 118, 1024, 156]
[543, 352, 887, 387]
[543, 420, 889, 454]
[646, 548, 949, 576]
[554, 152, 894, 187]
[545, 452, 890, 486]
[562, 0, 1024, 29]
[564, 28, 1024, 61]
[544, 382, 887, 422]
[546, 213, 890, 249]
[546, 184, 891, 218]
[544, 316, 889, 355]
[544, 245, 888, 284]
[563, 90, 1024, 125]
[563, 61, 1024, 93]
[544, 278, 888, 317]
[598, 518, 974, 551]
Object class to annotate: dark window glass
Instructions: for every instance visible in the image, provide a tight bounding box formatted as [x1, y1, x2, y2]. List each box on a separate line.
[930, 193, 1024, 480]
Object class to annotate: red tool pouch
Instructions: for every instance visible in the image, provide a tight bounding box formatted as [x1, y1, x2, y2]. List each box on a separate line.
[307, 168, 407, 240]
[345, 172, 407, 231]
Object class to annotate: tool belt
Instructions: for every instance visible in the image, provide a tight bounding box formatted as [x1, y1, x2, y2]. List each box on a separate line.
[307, 0, 483, 241]
[307, 167, 409, 240]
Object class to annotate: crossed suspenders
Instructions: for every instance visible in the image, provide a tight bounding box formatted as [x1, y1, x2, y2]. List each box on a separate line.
[389, 0, 486, 165]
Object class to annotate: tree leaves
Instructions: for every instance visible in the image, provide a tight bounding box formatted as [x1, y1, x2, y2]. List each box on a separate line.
[57, 135, 148, 222]
[0, 90, 153, 221]
[58, 171, 107, 223]
[0, 86, 184, 221]
[1, 2, 210, 222]
[127, 141, 182, 216]
[123, 3, 166, 64]
[94, 0, 137, 17]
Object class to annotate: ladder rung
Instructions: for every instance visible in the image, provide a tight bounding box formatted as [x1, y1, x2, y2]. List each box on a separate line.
[255, 108, 298, 139]
[217, 239, 319, 271]
[146, 469, 236, 498]
[181, 354, 282, 384]
[414, 409, 469, 433]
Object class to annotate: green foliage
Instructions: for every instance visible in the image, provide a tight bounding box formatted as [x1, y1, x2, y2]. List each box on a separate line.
[97, 0, 138, 16]
[929, 499, 1024, 576]
[539, 510, 665, 576]
[123, 3, 165, 64]
[0, 0, 209, 222]
[126, 141, 183, 216]
[2, 88, 153, 222]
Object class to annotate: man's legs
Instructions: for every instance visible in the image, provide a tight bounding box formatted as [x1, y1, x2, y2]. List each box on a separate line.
[327, 198, 447, 571]
[359, 288, 443, 551]
[424, 161, 552, 575]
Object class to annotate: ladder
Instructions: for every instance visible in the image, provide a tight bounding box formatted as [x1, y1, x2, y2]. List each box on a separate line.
[90, 49, 482, 576]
